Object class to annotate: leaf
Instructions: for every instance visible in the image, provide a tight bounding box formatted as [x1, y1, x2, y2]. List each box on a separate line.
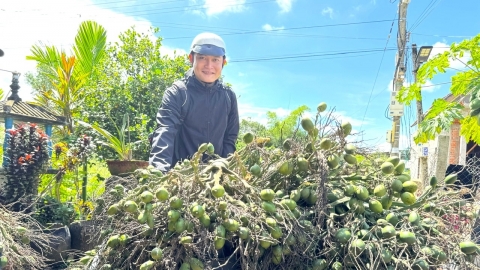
[451, 70, 477, 96]
[77, 117, 132, 161]
[418, 51, 450, 81]
[460, 116, 480, 144]
[397, 84, 421, 105]
[72, 21, 107, 77]
[414, 99, 464, 144]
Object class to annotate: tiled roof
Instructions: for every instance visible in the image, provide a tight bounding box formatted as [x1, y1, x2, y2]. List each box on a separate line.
[0, 100, 66, 125]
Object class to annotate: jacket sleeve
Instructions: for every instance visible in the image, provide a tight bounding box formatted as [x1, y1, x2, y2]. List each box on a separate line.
[149, 86, 183, 172]
[222, 89, 240, 157]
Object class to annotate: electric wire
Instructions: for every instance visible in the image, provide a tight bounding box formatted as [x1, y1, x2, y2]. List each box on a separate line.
[1, 0, 276, 18]
[411, 32, 474, 39]
[162, 19, 397, 40]
[359, 10, 397, 133]
[271, 52, 381, 63]
[0, 18, 393, 42]
[408, 0, 443, 32]
[229, 47, 397, 63]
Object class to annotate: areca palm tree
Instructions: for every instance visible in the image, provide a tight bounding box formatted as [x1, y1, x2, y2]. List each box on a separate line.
[27, 20, 107, 133]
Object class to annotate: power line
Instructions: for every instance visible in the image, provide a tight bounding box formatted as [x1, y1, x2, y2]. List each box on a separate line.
[1, 0, 276, 18]
[408, 0, 443, 32]
[163, 19, 397, 40]
[0, 14, 392, 42]
[228, 48, 397, 63]
[3, 0, 185, 12]
[411, 32, 474, 39]
[272, 52, 382, 63]
[359, 11, 397, 132]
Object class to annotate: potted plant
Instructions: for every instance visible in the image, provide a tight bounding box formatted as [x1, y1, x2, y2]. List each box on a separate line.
[78, 114, 149, 176]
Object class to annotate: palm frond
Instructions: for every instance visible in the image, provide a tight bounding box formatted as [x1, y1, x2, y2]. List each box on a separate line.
[73, 20, 107, 77]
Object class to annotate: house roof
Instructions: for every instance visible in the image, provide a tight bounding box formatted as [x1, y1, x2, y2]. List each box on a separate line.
[0, 100, 67, 125]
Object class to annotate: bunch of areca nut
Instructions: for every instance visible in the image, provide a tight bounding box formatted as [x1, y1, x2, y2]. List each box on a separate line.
[85, 101, 479, 270]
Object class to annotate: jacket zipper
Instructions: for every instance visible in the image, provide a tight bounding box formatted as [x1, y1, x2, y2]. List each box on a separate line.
[207, 88, 212, 143]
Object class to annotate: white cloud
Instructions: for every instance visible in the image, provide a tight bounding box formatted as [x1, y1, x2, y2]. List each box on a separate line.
[321, 7, 334, 19]
[276, 0, 295, 13]
[332, 111, 367, 128]
[238, 103, 293, 125]
[262, 24, 285, 31]
[202, 0, 246, 16]
[160, 46, 187, 58]
[238, 72, 246, 77]
[0, 0, 185, 101]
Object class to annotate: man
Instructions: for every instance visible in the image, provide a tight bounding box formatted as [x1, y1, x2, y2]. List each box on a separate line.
[149, 33, 240, 172]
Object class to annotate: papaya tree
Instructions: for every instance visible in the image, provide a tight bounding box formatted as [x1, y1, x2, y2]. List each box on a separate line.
[26, 20, 107, 134]
[398, 34, 480, 144]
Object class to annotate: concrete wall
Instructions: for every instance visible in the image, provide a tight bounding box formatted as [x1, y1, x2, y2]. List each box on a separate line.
[409, 128, 451, 182]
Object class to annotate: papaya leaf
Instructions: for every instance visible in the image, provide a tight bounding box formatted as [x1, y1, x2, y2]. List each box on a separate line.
[418, 51, 450, 81]
[413, 99, 464, 144]
[451, 70, 477, 96]
[460, 116, 480, 144]
[397, 83, 421, 105]
[469, 76, 480, 97]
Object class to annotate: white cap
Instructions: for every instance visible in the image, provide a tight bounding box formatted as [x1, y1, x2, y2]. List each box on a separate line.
[190, 32, 226, 57]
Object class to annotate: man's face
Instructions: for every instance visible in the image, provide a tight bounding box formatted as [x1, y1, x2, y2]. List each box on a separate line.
[191, 53, 224, 83]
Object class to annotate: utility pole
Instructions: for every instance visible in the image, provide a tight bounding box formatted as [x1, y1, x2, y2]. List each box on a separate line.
[412, 44, 433, 184]
[388, 0, 410, 158]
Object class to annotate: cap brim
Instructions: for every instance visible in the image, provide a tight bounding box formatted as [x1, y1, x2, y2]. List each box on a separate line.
[192, 44, 225, 56]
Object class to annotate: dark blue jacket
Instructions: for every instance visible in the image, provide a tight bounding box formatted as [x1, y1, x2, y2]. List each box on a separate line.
[149, 69, 239, 171]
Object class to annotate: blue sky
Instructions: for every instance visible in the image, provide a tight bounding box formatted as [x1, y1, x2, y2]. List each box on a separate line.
[1, 0, 479, 151]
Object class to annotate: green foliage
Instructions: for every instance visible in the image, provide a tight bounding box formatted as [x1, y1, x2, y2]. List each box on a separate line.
[33, 195, 77, 226]
[414, 99, 464, 144]
[237, 118, 267, 149]
[266, 105, 310, 146]
[236, 105, 310, 149]
[460, 116, 480, 143]
[38, 157, 108, 217]
[72, 21, 107, 77]
[398, 33, 480, 144]
[78, 114, 138, 161]
[25, 66, 56, 110]
[26, 20, 107, 133]
[81, 26, 190, 160]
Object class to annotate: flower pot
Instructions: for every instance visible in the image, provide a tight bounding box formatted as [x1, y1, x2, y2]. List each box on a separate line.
[106, 160, 149, 176]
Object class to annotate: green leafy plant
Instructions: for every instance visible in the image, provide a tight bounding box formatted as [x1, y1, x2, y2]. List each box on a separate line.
[33, 195, 77, 226]
[79, 114, 141, 161]
[398, 33, 480, 144]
